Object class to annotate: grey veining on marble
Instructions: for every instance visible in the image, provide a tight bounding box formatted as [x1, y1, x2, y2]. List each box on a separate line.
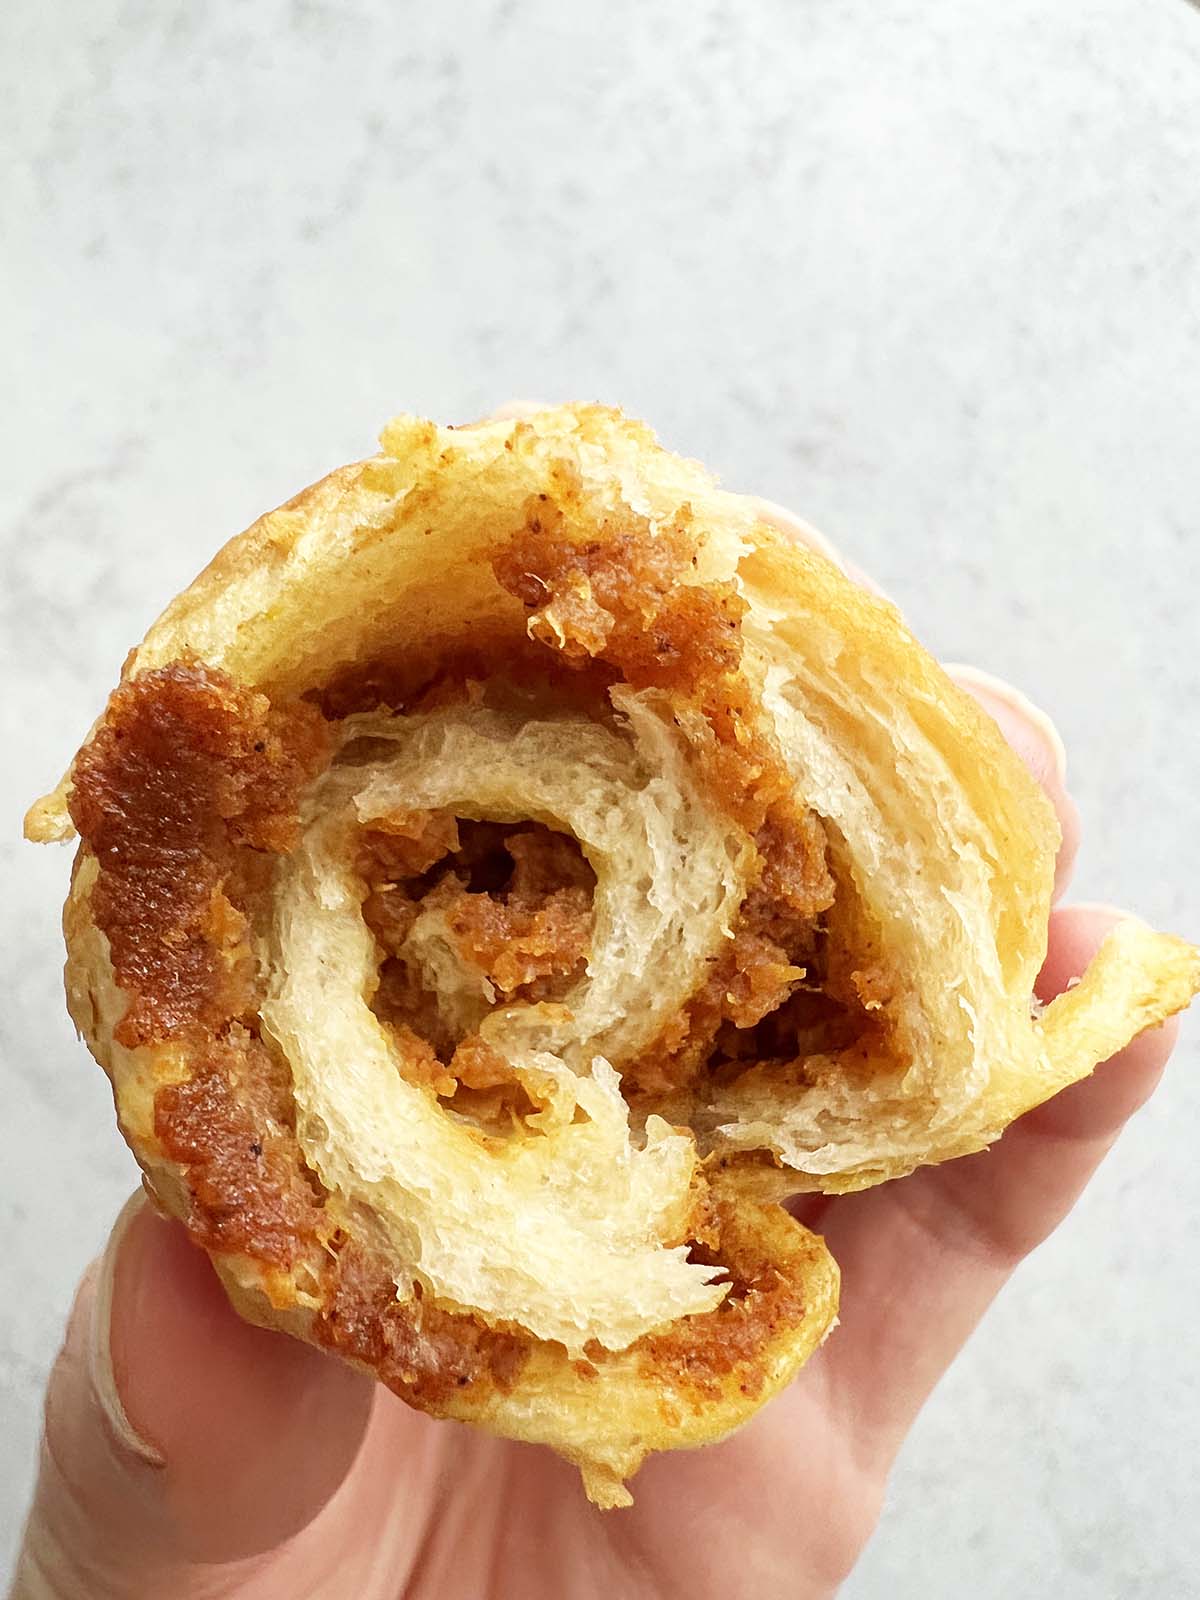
[2, 0, 1198, 1592]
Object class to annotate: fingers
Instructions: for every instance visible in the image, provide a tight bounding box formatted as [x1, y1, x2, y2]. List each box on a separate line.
[810, 905, 1179, 1473]
[1026, 905, 1172, 1142]
[109, 1196, 375, 1560]
[11, 1192, 375, 1597]
[946, 664, 1080, 902]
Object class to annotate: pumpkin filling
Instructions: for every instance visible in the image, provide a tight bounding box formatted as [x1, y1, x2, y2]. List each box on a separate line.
[63, 496, 886, 1404]
[358, 815, 597, 1113]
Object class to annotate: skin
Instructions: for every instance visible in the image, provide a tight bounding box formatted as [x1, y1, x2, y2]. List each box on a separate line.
[9, 523, 1182, 1600]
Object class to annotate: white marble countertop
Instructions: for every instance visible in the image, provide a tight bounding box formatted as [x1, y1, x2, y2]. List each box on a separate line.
[3, 0, 1198, 1592]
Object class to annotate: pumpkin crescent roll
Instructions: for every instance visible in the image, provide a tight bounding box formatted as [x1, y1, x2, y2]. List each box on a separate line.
[27, 404, 1199, 1507]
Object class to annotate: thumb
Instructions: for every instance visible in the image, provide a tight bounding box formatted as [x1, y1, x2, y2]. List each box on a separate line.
[10, 1190, 374, 1597]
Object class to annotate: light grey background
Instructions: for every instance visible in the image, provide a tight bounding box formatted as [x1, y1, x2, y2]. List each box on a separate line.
[3, 0, 1198, 1593]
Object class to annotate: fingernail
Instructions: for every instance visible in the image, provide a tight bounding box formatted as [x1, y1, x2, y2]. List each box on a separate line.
[1067, 901, 1151, 930]
[89, 1191, 166, 1467]
[945, 663, 1069, 788]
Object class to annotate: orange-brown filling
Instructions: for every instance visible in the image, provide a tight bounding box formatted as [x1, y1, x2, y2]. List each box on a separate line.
[358, 816, 596, 1107]
[68, 500, 881, 1405]
[320, 1238, 531, 1406]
[69, 660, 331, 1048]
[362, 817, 595, 1009]
[636, 1234, 808, 1402]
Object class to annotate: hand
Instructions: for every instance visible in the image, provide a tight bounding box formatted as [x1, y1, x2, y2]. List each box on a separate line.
[9, 513, 1181, 1600]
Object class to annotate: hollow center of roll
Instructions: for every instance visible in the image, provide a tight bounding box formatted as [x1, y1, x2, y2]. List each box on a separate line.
[357, 812, 598, 1107]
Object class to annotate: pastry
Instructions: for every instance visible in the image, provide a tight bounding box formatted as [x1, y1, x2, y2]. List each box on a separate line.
[27, 405, 1199, 1506]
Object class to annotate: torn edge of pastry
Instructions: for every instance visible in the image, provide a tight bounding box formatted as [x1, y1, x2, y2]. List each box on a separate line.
[27, 404, 1199, 1506]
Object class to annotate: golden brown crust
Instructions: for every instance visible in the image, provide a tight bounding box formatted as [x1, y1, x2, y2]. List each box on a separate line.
[31, 403, 1200, 1505]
